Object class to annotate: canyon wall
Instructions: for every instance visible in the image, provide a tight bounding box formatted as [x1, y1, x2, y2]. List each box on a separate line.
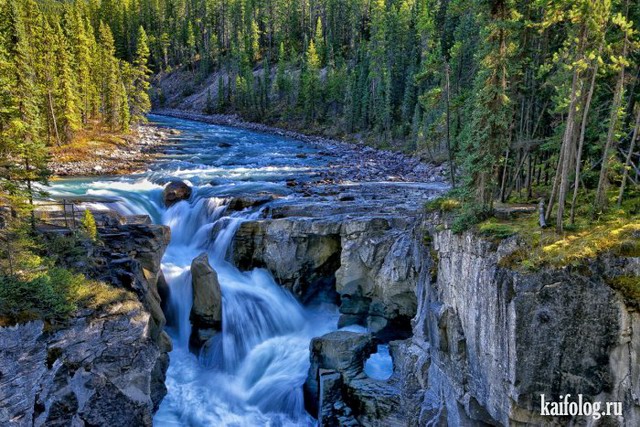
[235, 206, 640, 426]
[0, 216, 171, 427]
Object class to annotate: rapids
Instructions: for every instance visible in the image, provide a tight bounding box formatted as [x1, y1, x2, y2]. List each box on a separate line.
[44, 115, 393, 426]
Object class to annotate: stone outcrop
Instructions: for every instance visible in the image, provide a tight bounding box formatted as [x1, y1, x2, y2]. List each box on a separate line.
[234, 218, 342, 304]
[396, 220, 640, 427]
[0, 303, 167, 427]
[98, 219, 172, 349]
[162, 180, 192, 207]
[240, 191, 639, 426]
[0, 213, 172, 427]
[233, 182, 442, 340]
[305, 331, 407, 427]
[190, 253, 222, 347]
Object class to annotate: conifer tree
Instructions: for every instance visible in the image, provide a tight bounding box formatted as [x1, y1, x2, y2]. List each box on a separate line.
[301, 39, 321, 121]
[130, 26, 151, 123]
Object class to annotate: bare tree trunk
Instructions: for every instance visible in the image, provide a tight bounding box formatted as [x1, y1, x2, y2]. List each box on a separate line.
[594, 34, 628, 212]
[617, 106, 640, 206]
[556, 45, 584, 232]
[570, 51, 600, 224]
[545, 149, 563, 222]
[539, 199, 547, 228]
[499, 147, 510, 202]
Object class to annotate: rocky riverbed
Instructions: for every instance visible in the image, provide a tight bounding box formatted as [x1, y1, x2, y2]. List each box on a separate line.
[49, 124, 175, 177]
[154, 109, 448, 185]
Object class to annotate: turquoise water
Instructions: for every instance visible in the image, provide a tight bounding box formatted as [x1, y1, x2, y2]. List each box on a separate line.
[44, 115, 381, 426]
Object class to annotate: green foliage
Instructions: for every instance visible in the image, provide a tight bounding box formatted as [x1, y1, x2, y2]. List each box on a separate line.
[0, 267, 132, 326]
[608, 276, 640, 308]
[0, 269, 76, 324]
[451, 203, 489, 234]
[478, 220, 517, 240]
[81, 209, 97, 241]
[425, 197, 461, 212]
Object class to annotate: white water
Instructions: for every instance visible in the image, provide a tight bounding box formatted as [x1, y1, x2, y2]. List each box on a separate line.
[44, 115, 354, 426]
[154, 193, 340, 426]
[42, 115, 432, 425]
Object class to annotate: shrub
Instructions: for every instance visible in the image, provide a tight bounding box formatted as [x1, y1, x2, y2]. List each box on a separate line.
[81, 210, 97, 241]
[0, 270, 76, 324]
[0, 267, 131, 326]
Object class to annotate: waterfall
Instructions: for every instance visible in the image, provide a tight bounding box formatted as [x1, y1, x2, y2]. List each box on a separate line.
[43, 115, 347, 426]
[154, 194, 333, 426]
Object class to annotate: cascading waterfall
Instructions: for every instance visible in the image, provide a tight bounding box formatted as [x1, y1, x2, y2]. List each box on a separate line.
[42, 114, 388, 426]
[155, 193, 337, 426]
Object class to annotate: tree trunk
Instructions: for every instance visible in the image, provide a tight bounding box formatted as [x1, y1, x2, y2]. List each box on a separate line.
[570, 50, 600, 224]
[594, 34, 628, 212]
[556, 36, 585, 232]
[617, 106, 640, 206]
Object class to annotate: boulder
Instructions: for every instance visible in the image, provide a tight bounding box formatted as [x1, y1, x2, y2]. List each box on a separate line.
[162, 181, 192, 207]
[190, 253, 222, 347]
[304, 331, 375, 416]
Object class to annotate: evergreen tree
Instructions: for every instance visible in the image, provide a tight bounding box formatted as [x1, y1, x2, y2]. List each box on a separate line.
[301, 39, 321, 122]
[130, 26, 151, 123]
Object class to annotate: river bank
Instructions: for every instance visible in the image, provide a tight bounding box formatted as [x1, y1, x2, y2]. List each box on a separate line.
[49, 124, 175, 177]
[153, 109, 448, 184]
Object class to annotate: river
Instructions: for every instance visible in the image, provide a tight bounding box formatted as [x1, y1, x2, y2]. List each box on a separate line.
[44, 114, 394, 426]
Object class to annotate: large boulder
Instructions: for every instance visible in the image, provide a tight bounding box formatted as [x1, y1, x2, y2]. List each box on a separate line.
[162, 181, 192, 207]
[304, 331, 375, 417]
[190, 253, 222, 347]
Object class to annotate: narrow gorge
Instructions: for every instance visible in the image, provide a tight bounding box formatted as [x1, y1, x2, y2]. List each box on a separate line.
[1, 115, 638, 426]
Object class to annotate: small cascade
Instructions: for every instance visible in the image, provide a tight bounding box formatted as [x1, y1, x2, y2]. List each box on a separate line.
[154, 194, 331, 426]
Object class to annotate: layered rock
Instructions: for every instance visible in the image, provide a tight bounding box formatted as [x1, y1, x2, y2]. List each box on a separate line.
[98, 219, 172, 349]
[396, 221, 640, 427]
[232, 182, 442, 340]
[245, 196, 639, 426]
[0, 302, 167, 427]
[190, 253, 222, 347]
[0, 213, 172, 427]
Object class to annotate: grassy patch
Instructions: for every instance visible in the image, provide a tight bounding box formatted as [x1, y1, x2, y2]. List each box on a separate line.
[485, 204, 640, 270]
[607, 276, 640, 308]
[49, 124, 130, 164]
[0, 268, 133, 327]
[425, 197, 462, 213]
[478, 219, 518, 240]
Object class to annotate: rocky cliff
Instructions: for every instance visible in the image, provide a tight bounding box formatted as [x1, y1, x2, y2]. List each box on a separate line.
[233, 182, 440, 341]
[232, 191, 640, 426]
[0, 213, 171, 427]
[394, 221, 640, 426]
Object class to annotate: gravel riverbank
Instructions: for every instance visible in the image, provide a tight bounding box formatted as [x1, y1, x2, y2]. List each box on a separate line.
[49, 124, 174, 177]
[154, 109, 448, 184]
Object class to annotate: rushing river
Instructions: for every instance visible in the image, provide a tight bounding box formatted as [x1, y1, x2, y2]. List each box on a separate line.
[44, 115, 391, 426]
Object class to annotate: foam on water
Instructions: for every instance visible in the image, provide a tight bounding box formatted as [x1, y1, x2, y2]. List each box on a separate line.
[44, 115, 347, 425]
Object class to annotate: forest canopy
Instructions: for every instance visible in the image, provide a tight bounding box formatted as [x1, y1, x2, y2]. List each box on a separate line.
[1, 0, 640, 234]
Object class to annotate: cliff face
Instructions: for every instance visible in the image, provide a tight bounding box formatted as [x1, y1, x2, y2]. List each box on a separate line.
[233, 184, 438, 341]
[233, 199, 640, 426]
[398, 224, 640, 426]
[0, 215, 171, 427]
